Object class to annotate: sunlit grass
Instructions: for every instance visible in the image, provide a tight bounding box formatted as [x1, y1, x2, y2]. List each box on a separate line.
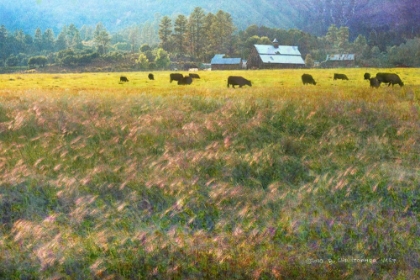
[0, 68, 419, 278]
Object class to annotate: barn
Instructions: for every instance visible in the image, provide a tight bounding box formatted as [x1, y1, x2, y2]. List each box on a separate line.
[210, 54, 242, 70]
[247, 39, 305, 69]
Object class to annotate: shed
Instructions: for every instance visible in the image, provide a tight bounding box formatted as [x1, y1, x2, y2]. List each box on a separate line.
[211, 54, 242, 70]
[322, 54, 355, 67]
[247, 39, 305, 69]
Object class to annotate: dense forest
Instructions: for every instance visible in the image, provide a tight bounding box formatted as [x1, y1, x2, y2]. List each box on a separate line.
[0, 6, 419, 72]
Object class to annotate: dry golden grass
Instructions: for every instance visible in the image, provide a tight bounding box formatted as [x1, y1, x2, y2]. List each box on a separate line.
[0, 68, 419, 278]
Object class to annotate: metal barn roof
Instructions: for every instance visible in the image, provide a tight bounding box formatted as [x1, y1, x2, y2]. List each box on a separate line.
[254, 44, 305, 65]
[211, 54, 241, 65]
[326, 54, 355, 61]
[254, 45, 302, 56]
[259, 54, 305, 65]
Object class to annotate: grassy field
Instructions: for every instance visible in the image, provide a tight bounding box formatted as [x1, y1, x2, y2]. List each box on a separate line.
[0, 68, 419, 279]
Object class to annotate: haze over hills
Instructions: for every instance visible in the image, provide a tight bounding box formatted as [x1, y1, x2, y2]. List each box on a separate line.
[0, 0, 419, 38]
[0, 0, 297, 34]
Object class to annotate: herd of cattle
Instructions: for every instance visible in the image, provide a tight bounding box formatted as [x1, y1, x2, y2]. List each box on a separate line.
[119, 71, 404, 88]
[301, 72, 404, 87]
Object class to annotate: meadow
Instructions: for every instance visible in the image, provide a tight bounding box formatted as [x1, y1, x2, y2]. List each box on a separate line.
[0, 68, 419, 279]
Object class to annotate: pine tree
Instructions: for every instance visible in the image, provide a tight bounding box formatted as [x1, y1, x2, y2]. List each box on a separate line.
[0, 25, 8, 66]
[55, 29, 68, 51]
[173, 15, 188, 55]
[187, 7, 205, 60]
[159, 16, 172, 52]
[42, 29, 55, 52]
[94, 23, 110, 55]
[34, 28, 43, 52]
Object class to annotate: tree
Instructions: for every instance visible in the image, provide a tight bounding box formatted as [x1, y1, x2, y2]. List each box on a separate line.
[28, 56, 48, 68]
[42, 29, 55, 52]
[159, 16, 173, 52]
[155, 48, 170, 69]
[305, 54, 314, 68]
[136, 53, 149, 70]
[94, 23, 111, 55]
[0, 25, 8, 66]
[337, 26, 350, 50]
[55, 29, 68, 51]
[353, 34, 368, 59]
[129, 26, 140, 52]
[173, 15, 188, 55]
[80, 25, 93, 41]
[34, 28, 43, 52]
[187, 7, 206, 60]
[210, 10, 236, 55]
[325, 24, 338, 48]
[71, 31, 83, 50]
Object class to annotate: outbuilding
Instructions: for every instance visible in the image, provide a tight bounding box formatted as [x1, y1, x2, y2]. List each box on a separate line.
[247, 39, 305, 69]
[210, 54, 242, 70]
[322, 54, 355, 67]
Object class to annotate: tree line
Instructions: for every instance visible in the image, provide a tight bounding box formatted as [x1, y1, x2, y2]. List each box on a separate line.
[0, 6, 419, 71]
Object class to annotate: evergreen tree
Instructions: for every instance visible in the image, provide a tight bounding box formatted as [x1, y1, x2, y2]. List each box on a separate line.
[71, 31, 83, 50]
[34, 28, 43, 52]
[55, 29, 68, 51]
[187, 7, 206, 60]
[42, 29, 55, 52]
[337, 26, 349, 50]
[211, 10, 235, 55]
[158, 16, 172, 52]
[325, 24, 338, 48]
[80, 25, 94, 41]
[129, 26, 140, 52]
[173, 15, 188, 55]
[94, 23, 111, 55]
[67, 24, 79, 42]
[0, 25, 8, 66]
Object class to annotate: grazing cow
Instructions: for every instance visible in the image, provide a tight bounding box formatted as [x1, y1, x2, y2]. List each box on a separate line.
[189, 73, 200, 79]
[375, 73, 404, 87]
[148, 73, 154, 80]
[178, 76, 193, 85]
[170, 73, 184, 83]
[364, 73, 371, 80]
[301, 74, 316, 85]
[369, 77, 380, 88]
[120, 76, 129, 82]
[334, 73, 349, 80]
[227, 76, 252, 88]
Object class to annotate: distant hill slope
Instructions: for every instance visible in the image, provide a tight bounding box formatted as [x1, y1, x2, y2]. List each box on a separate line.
[0, 0, 296, 34]
[0, 0, 418, 38]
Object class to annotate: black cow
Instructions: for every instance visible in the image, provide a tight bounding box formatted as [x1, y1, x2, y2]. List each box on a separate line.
[189, 73, 200, 79]
[375, 73, 404, 87]
[301, 74, 316, 85]
[148, 73, 154, 80]
[120, 76, 129, 82]
[369, 77, 380, 88]
[334, 73, 349, 80]
[178, 76, 193, 85]
[364, 73, 371, 80]
[227, 76, 252, 88]
[170, 73, 183, 83]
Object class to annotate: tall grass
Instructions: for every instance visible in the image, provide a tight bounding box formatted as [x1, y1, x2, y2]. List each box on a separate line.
[0, 69, 419, 279]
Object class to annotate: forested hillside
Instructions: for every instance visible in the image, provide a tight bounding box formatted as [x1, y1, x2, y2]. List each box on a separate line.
[1, 0, 419, 38]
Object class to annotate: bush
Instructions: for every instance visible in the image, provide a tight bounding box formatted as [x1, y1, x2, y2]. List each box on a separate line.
[28, 56, 48, 68]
